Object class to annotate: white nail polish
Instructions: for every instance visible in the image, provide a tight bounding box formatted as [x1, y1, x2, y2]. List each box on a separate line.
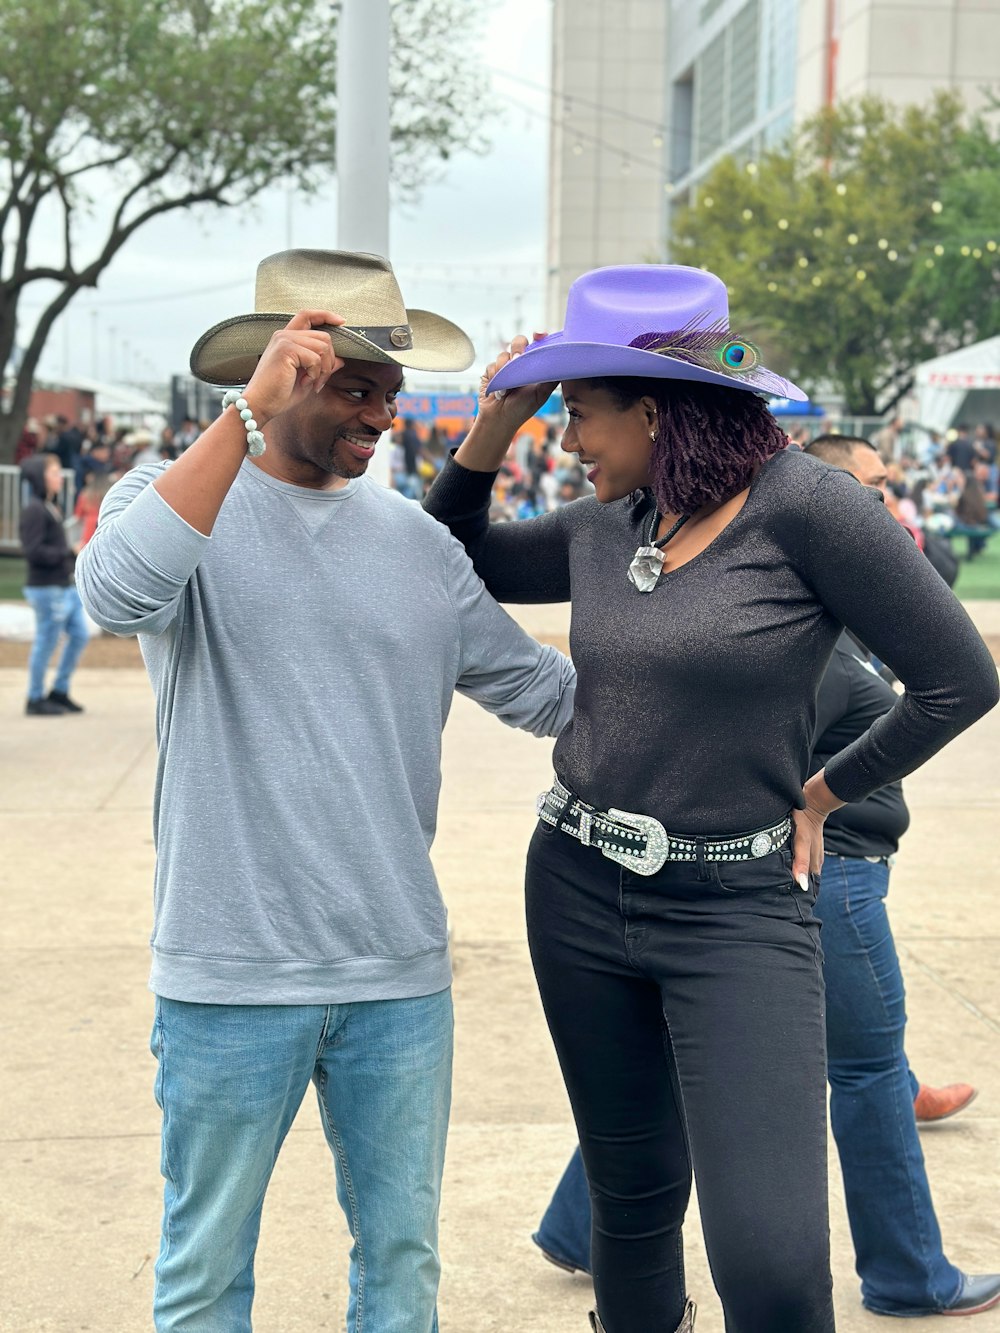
[796, 872, 809, 892]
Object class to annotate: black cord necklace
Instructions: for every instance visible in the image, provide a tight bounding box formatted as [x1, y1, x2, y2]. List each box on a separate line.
[651, 511, 691, 550]
[627, 508, 691, 592]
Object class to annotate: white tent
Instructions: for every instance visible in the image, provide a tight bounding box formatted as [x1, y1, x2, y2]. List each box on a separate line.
[912, 336, 1000, 433]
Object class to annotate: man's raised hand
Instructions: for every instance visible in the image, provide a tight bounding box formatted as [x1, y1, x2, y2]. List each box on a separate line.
[244, 311, 347, 426]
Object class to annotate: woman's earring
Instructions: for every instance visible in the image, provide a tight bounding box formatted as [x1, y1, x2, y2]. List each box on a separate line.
[649, 429, 656, 440]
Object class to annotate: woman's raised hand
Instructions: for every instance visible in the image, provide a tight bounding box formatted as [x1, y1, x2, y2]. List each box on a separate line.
[476, 332, 556, 438]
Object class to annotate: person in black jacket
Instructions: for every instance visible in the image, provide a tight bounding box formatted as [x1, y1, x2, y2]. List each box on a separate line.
[19, 453, 88, 715]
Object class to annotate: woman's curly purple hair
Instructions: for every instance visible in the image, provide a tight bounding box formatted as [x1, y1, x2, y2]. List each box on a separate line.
[590, 377, 789, 516]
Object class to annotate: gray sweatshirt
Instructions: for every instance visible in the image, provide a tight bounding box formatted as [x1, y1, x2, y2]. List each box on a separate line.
[77, 462, 575, 1005]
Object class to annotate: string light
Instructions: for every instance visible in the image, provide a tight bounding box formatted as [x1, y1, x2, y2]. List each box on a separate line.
[856, 269, 867, 280]
[836, 183, 847, 195]
[847, 233, 859, 245]
[777, 218, 789, 229]
[931, 200, 943, 213]
[741, 208, 753, 221]
[703, 195, 715, 207]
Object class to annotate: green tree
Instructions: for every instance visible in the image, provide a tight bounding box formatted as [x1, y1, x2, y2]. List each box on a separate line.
[670, 93, 1000, 414]
[0, 0, 489, 460]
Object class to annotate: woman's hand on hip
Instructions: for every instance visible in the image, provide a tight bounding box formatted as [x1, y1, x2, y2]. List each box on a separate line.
[791, 768, 846, 891]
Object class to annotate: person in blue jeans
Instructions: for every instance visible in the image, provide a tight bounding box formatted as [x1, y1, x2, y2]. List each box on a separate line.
[19, 452, 88, 715]
[534, 630, 1000, 1319]
[77, 249, 576, 1333]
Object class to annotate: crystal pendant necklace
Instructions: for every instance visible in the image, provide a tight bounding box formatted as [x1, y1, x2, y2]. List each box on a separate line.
[627, 508, 691, 593]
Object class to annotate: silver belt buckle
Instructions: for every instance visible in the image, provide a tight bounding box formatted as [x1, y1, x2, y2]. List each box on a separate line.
[603, 808, 670, 876]
[536, 789, 559, 827]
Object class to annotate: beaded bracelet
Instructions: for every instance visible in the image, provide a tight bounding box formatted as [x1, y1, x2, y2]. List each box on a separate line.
[221, 389, 266, 456]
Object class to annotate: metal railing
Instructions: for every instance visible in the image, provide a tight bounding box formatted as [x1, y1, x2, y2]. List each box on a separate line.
[0, 464, 77, 553]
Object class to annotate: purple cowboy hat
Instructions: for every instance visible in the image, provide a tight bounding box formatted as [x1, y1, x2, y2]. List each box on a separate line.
[487, 264, 807, 401]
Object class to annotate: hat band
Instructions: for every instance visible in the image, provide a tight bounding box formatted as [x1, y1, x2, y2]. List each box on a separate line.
[345, 323, 412, 351]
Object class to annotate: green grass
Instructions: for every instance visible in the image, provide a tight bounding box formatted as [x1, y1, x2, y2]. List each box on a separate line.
[0, 556, 26, 601]
[952, 540, 1000, 600]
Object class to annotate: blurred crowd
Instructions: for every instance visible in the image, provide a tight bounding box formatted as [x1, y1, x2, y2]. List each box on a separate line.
[15, 413, 206, 548]
[19, 410, 996, 562]
[388, 418, 592, 518]
[794, 419, 999, 565]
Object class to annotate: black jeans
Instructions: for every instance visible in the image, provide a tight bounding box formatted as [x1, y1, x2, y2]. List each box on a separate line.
[526, 820, 835, 1333]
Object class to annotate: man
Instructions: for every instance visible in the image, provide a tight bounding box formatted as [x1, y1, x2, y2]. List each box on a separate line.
[873, 415, 903, 463]
[398, 415, 424, 498]
[76, 249, 575, 1333]
[176, 415, 201, 451]
[946, 424, 977, 474]
[54, 413, 84, 471]
[807, 432, 960, 587]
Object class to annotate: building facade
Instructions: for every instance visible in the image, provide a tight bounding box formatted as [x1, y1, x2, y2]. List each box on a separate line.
[547, 0, 1000, 323]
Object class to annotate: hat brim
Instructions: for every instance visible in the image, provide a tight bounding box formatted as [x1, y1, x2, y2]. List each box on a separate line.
[190, 309, 475, 386]
[487, 332, 808, 402]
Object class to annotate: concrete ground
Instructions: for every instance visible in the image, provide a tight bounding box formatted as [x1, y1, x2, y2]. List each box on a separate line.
[1, 601, 998, 1332]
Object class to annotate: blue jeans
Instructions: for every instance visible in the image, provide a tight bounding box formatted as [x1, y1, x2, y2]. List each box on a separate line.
[151, 991, 453, 1332]
[23, 584, 89, 700]
[536, 855, 963, 1315]
[819, 855, 961, 1315]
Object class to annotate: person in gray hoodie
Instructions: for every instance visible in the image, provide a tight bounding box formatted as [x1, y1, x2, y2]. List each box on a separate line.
[76, 249, 575, 1333]
[19, 452, 88, 715]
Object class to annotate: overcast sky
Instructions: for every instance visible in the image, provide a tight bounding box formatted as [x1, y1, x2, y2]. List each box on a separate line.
[27, 0, 551, 394]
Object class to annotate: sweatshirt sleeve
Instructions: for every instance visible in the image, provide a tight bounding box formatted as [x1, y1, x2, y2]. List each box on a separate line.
[798, 466, 999, 802]
[75, 464, 210, 637]
[444, 533, 575, 738]
[423, 455, 573, 603]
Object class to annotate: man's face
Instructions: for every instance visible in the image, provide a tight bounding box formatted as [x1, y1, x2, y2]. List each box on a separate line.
[847, 445, 889, 496]
[263, 358, 404, 489]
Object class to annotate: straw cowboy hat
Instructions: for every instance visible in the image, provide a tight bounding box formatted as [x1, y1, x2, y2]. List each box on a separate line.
[190, 249, 475, 386]
[487, 264, 807, 401]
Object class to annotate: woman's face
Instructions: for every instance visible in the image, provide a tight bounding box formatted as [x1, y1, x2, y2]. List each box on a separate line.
[560, 380, 657, 503]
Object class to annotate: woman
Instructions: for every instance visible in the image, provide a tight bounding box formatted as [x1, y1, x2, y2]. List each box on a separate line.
[19, 452, 89, 715]
[423, 264, 998, 1333]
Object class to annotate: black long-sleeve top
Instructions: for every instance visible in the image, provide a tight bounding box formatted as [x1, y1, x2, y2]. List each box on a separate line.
[424, 448, 998, 834]
[812, 634, 909, 858]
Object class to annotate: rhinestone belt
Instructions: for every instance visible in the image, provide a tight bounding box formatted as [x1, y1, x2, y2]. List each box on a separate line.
[536, 777, 793, 878]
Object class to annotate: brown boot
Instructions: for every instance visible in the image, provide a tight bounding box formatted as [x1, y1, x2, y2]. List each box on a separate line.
[913, 1081, 978, 1123]
[589, 1300, 696, 1332]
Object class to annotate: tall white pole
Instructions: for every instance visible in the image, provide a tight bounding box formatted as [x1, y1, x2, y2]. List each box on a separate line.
[337, 0, 390, 255]
[337, 0, 392, 484]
